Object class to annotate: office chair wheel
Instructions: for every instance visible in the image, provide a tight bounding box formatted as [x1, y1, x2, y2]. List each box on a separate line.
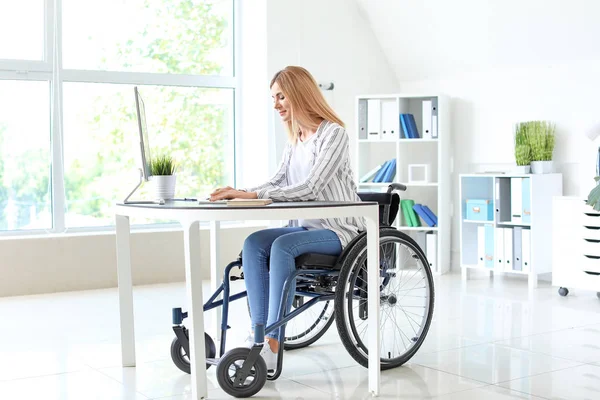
[170, 332, 216, 374]
[216, 347, 267, 398]
[558, 287, 569, 297]
[335, 229, 434, 370]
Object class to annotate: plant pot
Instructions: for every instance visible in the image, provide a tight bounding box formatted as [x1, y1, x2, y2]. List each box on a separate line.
[513, 165, 531, 174]
[152, 175, 176, 200]
[530, 161, 553, 174]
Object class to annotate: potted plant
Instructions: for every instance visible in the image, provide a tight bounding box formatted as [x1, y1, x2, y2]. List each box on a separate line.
[527, 120, 556, 174]
[150, 153, 177, 200]
[514, 122, 532, 174]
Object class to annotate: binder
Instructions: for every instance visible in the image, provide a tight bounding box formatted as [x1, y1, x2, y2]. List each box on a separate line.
[381, 100, 398, 141]
[421, 205, 438, 226]
[399, 114, 410, 138]
[422, 100, 433, 139]
[510, 178, 523, 223]
[494, 227, 504, 270]
[522, 178, 531, 224]
[503, 228, 513, 271]
[372, 160, 391, 183]
[404, 199, 420, 226]
[367, 99, 381, 140]
[485, 225, 494, 268]
[477, 226, 485, 268]
[431, 97, 439, 138]
[381, 159, 396, 182]
[413, 204, 436, 227]
[405, 114, 421, 139]
[358, 99, 368, 140]
[522, 228, 531, 272]
[495, 179, 501, 221]
[401, 200, 414, 226]
[513, 227, 523, 271]
[359, 163, 384, 183]
[426, 232, 437, 272]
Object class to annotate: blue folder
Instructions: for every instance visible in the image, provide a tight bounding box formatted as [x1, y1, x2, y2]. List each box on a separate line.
[399, 114, 410, 138]
[405, 114, 420, 139]
[372, 160, 391, 183]
[421, 205, 438, 226]
[381, 159, 396, 182]
[413, 204, 436, 227]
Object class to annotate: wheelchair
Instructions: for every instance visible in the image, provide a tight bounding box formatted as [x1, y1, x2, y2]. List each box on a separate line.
[169, 183, 435, 398]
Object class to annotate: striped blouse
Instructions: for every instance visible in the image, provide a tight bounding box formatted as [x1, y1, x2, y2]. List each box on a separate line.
[244, 120, 366, 247]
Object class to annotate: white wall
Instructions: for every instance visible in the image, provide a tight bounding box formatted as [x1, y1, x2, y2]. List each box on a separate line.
[266, 0, 401, 172]
[0, 225, 262, 297]
[357, 0, 600, 268]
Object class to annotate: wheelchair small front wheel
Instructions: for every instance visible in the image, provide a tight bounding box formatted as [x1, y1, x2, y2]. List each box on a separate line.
[216, 347, 267, 398]
[170, 332, 216, 374]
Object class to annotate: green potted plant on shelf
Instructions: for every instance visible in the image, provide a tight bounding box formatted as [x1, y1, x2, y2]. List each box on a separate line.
[527, 120, 556, 174]
[150, 153, 177, 200]
[514, 122, 532, 174]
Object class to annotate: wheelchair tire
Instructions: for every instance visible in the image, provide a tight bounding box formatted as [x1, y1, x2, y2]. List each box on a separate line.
[284, 299, 335, 350]
[170, 332, 216, 374]
[334, 229, 435, 370]
[216, 347, 268, 398]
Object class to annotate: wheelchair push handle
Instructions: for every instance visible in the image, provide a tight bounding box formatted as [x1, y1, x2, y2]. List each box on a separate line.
[387, 183, 407, 193]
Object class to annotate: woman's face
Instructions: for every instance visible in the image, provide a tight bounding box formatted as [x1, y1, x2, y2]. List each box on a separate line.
[271, 82, 291, 122]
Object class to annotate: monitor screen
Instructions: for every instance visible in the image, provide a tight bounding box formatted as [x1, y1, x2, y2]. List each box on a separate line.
[134, 86, 152, 181]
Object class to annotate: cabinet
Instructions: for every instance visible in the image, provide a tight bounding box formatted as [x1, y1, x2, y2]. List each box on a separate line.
[459, 173, 563, 289]
[552, 196, 600, 298]
[355, 94, 451, 274]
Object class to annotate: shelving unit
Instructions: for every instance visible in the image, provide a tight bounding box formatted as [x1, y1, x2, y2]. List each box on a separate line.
[355, 94, 451, 275]
[459, 173, 563, 289]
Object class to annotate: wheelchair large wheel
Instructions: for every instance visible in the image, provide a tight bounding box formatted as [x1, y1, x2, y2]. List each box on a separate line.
[283, 295, 335, 350]
[334, 229, 434, 370]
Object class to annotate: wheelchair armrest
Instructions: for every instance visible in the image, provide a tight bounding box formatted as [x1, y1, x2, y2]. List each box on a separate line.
[387, 183, 407, 193]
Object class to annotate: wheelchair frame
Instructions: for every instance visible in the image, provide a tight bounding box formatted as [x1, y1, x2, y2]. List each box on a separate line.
[170, 183, 433, 397]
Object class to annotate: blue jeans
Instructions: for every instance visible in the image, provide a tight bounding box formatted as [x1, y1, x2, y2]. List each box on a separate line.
[242, 227, 342, 341]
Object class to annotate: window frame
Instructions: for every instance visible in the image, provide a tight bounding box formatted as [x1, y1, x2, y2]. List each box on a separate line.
[0, 0, 242, 236]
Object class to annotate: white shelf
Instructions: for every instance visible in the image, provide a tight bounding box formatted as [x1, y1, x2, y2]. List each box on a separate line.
[355, 93, 451, 275]
[459, 173, 563, 288]
[460, 264, 529, 275]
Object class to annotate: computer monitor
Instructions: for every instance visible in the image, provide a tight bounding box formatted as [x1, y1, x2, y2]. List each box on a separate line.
[123, 86, 158, 204]
[134, 86, 152, 181]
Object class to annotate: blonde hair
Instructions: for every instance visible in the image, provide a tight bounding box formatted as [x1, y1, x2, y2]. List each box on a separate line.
[270, 66, 344, 143]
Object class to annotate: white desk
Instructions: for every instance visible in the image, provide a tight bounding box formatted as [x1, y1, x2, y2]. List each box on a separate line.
[115, 200, 380, 399]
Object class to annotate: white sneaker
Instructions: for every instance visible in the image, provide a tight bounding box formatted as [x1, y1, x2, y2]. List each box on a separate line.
[259, 345, 278, 371]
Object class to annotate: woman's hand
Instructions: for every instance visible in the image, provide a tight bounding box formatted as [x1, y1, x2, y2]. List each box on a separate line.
[210, 187, 258, 201]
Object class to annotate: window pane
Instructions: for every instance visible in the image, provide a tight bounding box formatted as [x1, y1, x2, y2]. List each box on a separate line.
[0, 2, 44, 61]
[62, 0, 233, 76]
[0, 80, 51, 231]
[62, 82, 234, 227]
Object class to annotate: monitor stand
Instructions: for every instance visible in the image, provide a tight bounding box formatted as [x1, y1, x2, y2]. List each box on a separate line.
[123, 169, 163, 204]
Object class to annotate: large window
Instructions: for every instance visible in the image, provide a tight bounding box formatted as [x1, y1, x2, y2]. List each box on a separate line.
[0, 0, 237, 233]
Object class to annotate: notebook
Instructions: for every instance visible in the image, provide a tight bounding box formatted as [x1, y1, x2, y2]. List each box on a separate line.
[226, 199, 273, 207]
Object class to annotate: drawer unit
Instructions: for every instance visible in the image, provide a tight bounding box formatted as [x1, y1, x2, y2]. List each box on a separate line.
[581, 254, 600, 274]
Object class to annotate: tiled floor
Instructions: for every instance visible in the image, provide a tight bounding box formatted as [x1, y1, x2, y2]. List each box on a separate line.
[1, 271, 600, 399]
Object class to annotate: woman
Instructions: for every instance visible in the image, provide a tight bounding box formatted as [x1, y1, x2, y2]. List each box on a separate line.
[210, 66, 365, 370]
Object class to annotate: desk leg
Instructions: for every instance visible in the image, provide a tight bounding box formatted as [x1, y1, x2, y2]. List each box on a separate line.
[115, 214, 136, 367]
[365, 208, 380, 396]
[210, 221, 222, 343]
[183, 221, 208, 400]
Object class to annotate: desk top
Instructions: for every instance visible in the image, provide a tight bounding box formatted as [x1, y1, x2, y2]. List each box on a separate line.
[117, 200, 377, 210]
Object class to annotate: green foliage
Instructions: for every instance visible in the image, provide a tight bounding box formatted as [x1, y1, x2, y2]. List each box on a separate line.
[526, 121, 556, 161]
[514, 123, 532, 166]
[587, 176, 600, 211]
[150, 154, 177, 175]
